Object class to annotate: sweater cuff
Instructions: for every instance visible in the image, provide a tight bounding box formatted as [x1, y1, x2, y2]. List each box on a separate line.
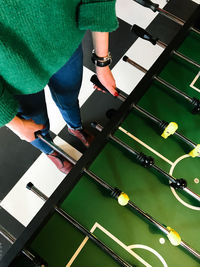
[78, 1, 118, 32]
[0, 84, 19, 127]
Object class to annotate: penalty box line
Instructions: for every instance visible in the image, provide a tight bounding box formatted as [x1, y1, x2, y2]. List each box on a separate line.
[66, 222, 152, 267]
[190, 71, 200, 93]
[118, 127, 173, 166]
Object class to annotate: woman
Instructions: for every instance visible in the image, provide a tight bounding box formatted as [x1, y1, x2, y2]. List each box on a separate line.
[0, 0, 118, 174]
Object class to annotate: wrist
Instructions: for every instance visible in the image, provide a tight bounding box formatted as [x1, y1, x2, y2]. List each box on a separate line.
[91, 50, 112, 67]
[96, 65, 110, 73]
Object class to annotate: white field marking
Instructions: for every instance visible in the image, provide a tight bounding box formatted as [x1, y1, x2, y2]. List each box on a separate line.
[169, 154, 200, 211]
[66, 222, 151, 267]
[66, 222, 167, 267]
[65, 224, 98, 267]
[118, 127, 173, 165]
[95, 224, 151, 267]
[190, 71, 200, 93]
[66, 237, 89, 267]
[128, 244, 168, 267]
[119, 127, 200, 209]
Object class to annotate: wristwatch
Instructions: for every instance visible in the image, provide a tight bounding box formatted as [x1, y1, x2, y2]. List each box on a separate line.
[91, 50, 112, 67]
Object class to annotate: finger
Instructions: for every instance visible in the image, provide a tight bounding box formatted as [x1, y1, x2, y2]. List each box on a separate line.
[96, 87, 107, 93]
[94, 85, 104, 93]
[106, 85, 118, 96]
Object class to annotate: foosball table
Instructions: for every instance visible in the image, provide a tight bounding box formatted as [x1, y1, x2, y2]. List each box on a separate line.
[1, 1, 200, 267]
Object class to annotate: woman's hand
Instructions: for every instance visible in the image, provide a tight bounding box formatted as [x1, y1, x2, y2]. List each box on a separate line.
[6, 116, 44, 142]
[95, 66, 118, 96]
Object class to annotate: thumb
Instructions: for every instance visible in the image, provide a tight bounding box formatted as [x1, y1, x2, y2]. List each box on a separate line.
[33, 124, 45, 140]
[39, 124, 45, 130]
[33, 122, 45, 133]
[37, 123, 45, 132]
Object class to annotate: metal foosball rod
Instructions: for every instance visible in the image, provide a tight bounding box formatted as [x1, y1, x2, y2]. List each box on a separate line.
[131, 24, 200, 69]
[132, 104, 198, 149]
[28, 137, 200, 261]
[123, 55, 200, 114]
[90, 75, 200, 158]
[132, 0, 200, 35]
[91, 121, 200, 203]
[0, 225, 47, 267]
[29, 135, 133, 267]
[26, 184, 133, 267]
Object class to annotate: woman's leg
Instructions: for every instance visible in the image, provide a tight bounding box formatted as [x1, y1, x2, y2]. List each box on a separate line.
[48, 44, 83, 130]
[48, 44, 93, 147]
[15, 90, 73, 174]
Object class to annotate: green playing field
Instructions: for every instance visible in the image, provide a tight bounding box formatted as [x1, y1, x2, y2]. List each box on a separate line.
[12, 31, 200, 267]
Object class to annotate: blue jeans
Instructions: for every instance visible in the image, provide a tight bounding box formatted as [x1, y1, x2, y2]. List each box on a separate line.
[15, 45, 83, 154]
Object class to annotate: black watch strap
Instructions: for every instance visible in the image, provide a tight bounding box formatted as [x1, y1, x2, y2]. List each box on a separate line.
[91, 50, 112, 67]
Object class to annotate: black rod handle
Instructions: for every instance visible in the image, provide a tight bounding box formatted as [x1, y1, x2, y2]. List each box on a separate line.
[131, 24, 158, 45]
[34, 130, 42, 139]
[90, 75, 120, 95]
[90, 75, 126, 102]
[133, 0, 159, 12]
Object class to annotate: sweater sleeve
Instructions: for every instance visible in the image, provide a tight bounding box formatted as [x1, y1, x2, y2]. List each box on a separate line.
[0, 80, 19, 127]
[78, 0, 118, 32]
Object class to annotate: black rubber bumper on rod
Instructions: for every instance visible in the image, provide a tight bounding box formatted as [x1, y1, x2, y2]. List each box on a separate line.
[132, 104, 197, 148]
[132, 0, 200, 34]
[33, 135, 200, 260]
[123, 55, 200, 114]
[90, 74, 198, 150]
[130, 24, 200, 69]
[91, 121, 200, 202]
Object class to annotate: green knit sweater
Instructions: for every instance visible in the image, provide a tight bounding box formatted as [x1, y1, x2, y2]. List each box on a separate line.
[0, 0, 118, 126]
